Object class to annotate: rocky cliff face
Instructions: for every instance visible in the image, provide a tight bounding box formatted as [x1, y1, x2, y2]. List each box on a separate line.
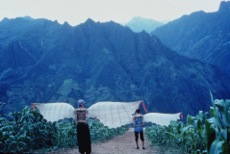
[152, 1, 230, 75]
[0, 17, 230, 116]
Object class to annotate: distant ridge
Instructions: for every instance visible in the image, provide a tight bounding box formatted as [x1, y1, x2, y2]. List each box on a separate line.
[124, 16, 164, 33]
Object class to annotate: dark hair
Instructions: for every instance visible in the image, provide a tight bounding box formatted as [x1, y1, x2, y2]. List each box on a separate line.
[136, 109, 140, 113]
[78, 99, 85, 107]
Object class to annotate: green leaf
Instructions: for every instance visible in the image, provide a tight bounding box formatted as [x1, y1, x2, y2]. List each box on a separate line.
[209, 140, 224, 154]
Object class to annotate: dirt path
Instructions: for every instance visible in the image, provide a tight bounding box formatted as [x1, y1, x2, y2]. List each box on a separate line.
[48, 129, 182, 154]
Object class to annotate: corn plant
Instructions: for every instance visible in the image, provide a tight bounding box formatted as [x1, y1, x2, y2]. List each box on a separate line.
[206, 99, 230, 154]
[146, 113, 208, 153]
[146, 121, 185, 149]
[54, 119, 77, 148]
[0, 106, 56, 153]
[181, 111, 208, 153]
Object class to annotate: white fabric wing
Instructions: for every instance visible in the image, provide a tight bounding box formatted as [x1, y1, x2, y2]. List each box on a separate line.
[33, 101, 141, 128]
[33, 102, 75, 122]
[144, 112, 180, 126]
[88, 101, 141, 128]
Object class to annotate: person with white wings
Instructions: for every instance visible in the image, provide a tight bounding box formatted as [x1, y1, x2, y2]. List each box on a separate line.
[75, 99, 91, 154]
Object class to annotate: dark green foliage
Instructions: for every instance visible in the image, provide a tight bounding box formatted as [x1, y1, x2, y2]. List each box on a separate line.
[88, 118, 129, 142]
[0, 106, 129, 153]
[53, 119, 77, 148]
[0, 106, 56, 153]
[146, 99, 230, 154]
[206, 99, 230, 154]
[146, 113, 208, 153]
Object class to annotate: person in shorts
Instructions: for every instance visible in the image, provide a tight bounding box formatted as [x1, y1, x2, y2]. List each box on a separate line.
[133, 109, 145, 149]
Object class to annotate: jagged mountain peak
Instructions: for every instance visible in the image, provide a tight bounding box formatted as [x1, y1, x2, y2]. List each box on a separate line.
[84, 18, 96, 24]
[62, 21, 71, 26]
[80, 18, 123, 28]
[0, 17, 59, 30]
[218, 1, 230, 13]
[76, 18, 134, 40]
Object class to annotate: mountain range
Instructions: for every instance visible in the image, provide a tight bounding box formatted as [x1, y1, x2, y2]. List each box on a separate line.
[152, 1, 230, 76]
[0, 15, 229, 116]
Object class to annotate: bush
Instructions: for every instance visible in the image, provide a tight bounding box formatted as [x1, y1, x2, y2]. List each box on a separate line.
[0, 106, 56, 153]
[88, 118, 129, 142]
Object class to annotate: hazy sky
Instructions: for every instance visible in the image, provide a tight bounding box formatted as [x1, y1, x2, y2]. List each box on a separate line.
[0, 0, 225, 26]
